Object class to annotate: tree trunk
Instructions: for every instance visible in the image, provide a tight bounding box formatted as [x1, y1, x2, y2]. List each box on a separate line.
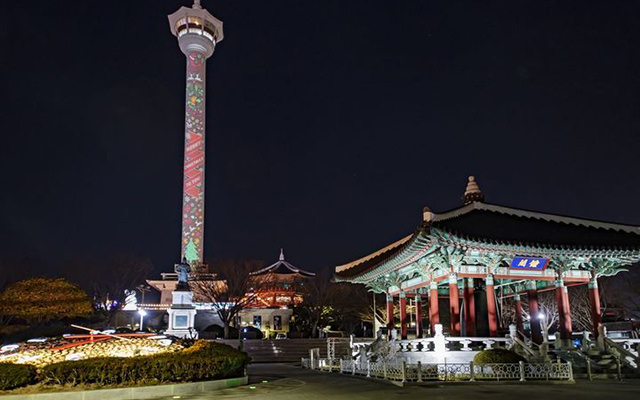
[223, 321, 230, 339]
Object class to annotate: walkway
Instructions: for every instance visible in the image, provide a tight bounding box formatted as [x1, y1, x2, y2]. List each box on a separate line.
[160, 363, 640, 400]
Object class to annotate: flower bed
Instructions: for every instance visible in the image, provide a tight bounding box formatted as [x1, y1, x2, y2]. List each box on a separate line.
[0, 340, 249, 391]
[1, 338, 183, 368]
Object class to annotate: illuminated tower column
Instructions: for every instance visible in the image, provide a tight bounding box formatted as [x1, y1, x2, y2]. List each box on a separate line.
[168, 1, 224, 265]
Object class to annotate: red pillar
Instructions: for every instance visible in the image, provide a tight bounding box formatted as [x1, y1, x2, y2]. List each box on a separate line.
[527, 281, 543, 344]
[588, 277, 602, 337]
[463, 278, 476, 336]
[555, 279, 572, 341]
[399, 292, 408, 340]
[515, 293, 524, 338]
[429, 281, 439, 336]
[415, 293, 423, 338]
[448, 274, 460, 336]
[386, 294, 394, 338]
[563, 284, 572, 338]
[486, 275, 498, 337]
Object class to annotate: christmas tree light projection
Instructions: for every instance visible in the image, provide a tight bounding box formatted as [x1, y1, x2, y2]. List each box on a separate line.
[168, 1, 224, 266]
[184, 239, 200, 264]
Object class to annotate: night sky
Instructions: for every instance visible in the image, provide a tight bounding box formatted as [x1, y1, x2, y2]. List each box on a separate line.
[1, 0, 639, 279]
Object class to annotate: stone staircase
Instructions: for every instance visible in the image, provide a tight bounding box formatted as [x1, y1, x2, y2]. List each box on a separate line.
[557, 348, 637, 380]
[214, 339, 351, 363]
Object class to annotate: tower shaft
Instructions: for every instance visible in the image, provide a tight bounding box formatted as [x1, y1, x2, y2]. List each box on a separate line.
[168, 1, 224, 266]
[181, 50, 207, 263]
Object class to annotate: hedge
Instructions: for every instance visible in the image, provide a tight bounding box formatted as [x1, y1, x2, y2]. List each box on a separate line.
[40, 341, 249, 386]
[0, 363, 37, 390]
[473, 348, 525, 365]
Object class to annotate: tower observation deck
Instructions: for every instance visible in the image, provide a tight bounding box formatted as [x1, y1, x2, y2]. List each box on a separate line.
[168, 1, 223, 265]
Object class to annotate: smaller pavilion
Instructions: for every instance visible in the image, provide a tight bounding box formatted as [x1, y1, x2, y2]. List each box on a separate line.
[334, 177, 640, 347]
[249, 249, 316, 307]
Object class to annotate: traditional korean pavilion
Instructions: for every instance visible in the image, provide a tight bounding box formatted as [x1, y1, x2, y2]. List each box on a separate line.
[334, 176, 640, 346]
[248, 249, 316, 307]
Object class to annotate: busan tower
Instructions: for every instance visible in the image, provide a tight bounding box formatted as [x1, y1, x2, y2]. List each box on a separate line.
[168, 1, 223, 267]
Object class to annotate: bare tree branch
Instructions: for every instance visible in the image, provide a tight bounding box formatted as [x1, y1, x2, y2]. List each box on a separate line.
[191, 259, 272, 339]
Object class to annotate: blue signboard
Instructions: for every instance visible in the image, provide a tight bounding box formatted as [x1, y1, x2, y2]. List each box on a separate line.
[510, 257, 548, 271]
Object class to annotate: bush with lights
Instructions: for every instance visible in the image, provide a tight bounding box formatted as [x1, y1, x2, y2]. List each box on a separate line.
[473, 348, 526, 365]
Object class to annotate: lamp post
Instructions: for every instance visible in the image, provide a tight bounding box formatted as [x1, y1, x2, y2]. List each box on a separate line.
[138, 309, 147, 332]
[136, 284, 151, 305]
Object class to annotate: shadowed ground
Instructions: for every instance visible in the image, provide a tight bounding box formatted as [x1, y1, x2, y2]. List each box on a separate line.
[159, 363, 640, 400]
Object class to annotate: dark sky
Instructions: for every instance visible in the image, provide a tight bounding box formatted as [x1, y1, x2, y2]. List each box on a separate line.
[1, 0, 639, 279]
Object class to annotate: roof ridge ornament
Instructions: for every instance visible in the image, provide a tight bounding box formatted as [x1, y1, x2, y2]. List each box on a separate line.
[193, 0, 202, 9]
[463, 175, 484, 204]
[279, 248, 285, 261]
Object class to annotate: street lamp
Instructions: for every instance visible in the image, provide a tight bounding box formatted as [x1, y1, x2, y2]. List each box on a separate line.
[136, 284, 151, 305]
[138, 309, 147, 332]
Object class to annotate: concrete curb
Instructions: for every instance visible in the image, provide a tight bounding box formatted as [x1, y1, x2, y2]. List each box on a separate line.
[1, 376, 248, 400]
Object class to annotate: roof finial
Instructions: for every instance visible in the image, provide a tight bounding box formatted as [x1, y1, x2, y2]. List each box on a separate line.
[463, 175, 484, 204]
[193, 0, 202, 9]
[279, 248, 285, 261]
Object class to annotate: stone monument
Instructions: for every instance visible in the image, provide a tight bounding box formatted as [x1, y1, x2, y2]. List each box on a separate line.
[165, 259, 198, 338]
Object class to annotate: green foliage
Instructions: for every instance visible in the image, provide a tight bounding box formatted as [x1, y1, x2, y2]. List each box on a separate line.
[40, 341, 249, 386]
[473, 348, 526, 365]
[0, 278, 93, 323]
[0, 363, 37, 390]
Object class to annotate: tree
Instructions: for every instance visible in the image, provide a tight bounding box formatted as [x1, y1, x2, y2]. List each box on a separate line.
[358, 292, 392, 334]
[192, 259, 271, 339]
[298, 268, 335, 337]
[0, 278, 93, 324]
[601, 269, 640, 320]
[331, 283, 372, 335]
[500, 286, 594, 335]
[65, 254, 153, 326]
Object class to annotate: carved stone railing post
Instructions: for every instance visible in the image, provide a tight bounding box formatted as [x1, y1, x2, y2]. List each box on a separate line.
[469, 361, 475, 381]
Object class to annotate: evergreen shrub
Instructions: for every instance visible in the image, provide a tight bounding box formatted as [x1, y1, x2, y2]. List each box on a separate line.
[40, 341, 249, 386]
[0, 363, 37, 390]
[473, 348, 525, 365]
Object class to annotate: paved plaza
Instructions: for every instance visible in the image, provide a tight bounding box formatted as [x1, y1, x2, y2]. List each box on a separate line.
[161, 363, 640, 400]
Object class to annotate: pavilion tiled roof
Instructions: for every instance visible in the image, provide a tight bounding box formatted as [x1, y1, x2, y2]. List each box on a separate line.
[432, 202, 640, 249]
[334, 177, 640, 281]
[252, 249, 316, 277]
[333, 235, 412, 279]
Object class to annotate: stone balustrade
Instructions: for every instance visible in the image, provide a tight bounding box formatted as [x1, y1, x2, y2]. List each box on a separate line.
[349, 335, 514, 356]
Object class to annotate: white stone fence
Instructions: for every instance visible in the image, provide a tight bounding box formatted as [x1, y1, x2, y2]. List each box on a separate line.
[302, 358, 573, 384]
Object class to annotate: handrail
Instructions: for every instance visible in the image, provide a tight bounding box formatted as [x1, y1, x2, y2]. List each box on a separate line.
[604, 337, 640, 369]
[512, 337, 539, 360]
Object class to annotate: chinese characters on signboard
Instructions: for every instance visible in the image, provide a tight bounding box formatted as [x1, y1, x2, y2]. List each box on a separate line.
[510, 257, 549, 271]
